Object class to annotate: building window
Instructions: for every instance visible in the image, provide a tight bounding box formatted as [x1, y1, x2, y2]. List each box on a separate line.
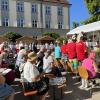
[58, 21, 63, 29]
[2, 18, 9, 26]
[45, 20, 51, 28]
[57, 6, 63, 16]
[31, 4, 37, 13]
[32, 20, 37, 28]
[45, 5, 51, 15]
[16, 2, 24, 12]
[17, 18, 24, 27]
[1, 0, 9, 11]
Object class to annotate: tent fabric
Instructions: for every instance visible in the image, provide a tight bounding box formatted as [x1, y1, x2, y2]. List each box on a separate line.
[16, 36, 35, 44]
[67, 21, 100, 35]
[0, 36, 9, 43]
[37, 36, 55, 43]
[37, 36, 55, 41]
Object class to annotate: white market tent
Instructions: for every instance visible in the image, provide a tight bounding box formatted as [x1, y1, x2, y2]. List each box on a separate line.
[67, 21, 100, 35]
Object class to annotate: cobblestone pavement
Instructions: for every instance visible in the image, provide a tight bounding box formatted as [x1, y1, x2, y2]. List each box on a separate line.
[13, 74, 100, 100]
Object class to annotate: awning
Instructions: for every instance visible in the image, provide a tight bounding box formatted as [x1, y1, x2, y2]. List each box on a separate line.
[67, 21, 100, 35]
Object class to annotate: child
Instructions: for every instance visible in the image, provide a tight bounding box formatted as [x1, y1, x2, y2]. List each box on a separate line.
[79, 51, 98, 89]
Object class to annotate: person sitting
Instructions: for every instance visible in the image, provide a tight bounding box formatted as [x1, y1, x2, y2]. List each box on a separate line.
[0, 73, 15, 100]
[37, 47, 45, 73]
[23, 52, 48, 100]
[43, 50, 54, 74]
[15, 47, 27, 78]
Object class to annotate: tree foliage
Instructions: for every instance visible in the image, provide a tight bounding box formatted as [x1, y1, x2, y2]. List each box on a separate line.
[56, 37, 67, 44]
[3, 32, 22, 42]
[43, 32, 60, 39]
[72, 22, 79, 29]
[83, 0, 100, 24]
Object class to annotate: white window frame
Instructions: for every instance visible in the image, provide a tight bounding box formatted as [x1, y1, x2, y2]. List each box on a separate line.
[31, 4, 37, 13]
[57, 6, 63, 16]
[58, 21, 63, 29]
[32, 20, 38, 28]
[45, 5, 51, 15]
[16, 2, 24, 12]
[1, 0, 9, 11]
[2, 17, 9, 26]
[17, 18, 24, 27]
[45, 20, 51, 29]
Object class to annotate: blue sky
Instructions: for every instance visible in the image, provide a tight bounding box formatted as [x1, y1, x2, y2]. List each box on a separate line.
[70, 0, 90, 29]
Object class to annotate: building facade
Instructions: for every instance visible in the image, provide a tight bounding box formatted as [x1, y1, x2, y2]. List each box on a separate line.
[0, 0, 70, 36]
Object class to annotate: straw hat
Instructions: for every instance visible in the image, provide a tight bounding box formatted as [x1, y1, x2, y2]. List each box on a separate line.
[28, 51, 37, 61]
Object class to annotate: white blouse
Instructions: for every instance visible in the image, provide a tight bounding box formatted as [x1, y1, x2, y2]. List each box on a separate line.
[23, 61, 39, 82]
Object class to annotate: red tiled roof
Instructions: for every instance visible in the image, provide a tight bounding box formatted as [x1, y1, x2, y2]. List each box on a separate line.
[39, 0, 69, 5]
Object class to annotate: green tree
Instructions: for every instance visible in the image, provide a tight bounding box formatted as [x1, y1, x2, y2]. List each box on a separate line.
[3, 32, 22, 42]
[72, 22, 79, 29]
[83, 0, 100, 24]
[56, 37, 67, 44]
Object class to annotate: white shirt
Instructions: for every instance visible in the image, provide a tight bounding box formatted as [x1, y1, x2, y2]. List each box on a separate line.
[45, 43, 49, 49]
[50, 43, 54, 49]
[23, 61, 39, 82]
[43, 55, 53, 73]
[19, 43, 24, 49]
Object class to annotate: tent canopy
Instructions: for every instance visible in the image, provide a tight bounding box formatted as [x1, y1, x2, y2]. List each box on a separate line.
[0, 36, 9, 43]
[67, 21, 100, 35]
[16, 36, 36, 44]
[37, 36, 55, 43]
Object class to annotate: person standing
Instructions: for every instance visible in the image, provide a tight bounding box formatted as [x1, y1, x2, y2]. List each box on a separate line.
[79, 51, 98, 89]
[76, 34, 87, 65]
[60, 40, 68, 70]
[67, 38, 78, 74]
[54, 41, 61, 60]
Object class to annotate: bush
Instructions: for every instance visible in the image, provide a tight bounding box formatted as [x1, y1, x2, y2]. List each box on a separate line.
[3, 32, 22, 42]
[96, 48, 100, 58]
[56, 37, 67, 44]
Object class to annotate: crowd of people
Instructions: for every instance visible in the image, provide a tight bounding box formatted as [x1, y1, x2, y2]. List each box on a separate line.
[0, 33, 100, 100]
